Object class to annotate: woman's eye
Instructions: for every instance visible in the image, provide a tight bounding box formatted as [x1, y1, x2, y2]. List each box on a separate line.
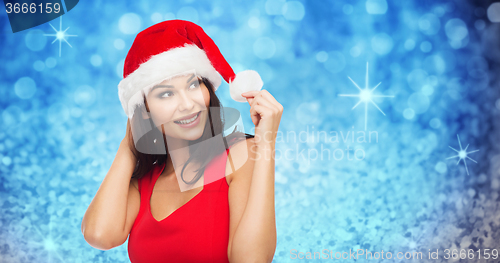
[159, 92, 173, 98]
[189, 80, 200, 90]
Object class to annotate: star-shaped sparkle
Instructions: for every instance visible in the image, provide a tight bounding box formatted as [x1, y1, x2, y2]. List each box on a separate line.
[338, 62, 394, 131]
[446, 134, 479, 175]
[26, 216, 67, 263]
[44, 16, 77, 57]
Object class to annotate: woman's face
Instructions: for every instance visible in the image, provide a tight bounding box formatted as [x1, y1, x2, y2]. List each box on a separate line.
[143, 74, 210, 141]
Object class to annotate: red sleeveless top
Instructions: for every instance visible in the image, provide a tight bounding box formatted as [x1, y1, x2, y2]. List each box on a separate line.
[128, 148, 231, 263]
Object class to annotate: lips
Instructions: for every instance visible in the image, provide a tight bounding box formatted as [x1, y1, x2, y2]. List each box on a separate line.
[174, 111, 201, 122]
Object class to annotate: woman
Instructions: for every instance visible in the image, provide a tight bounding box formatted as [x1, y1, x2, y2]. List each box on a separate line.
[81, 19, 283, 263]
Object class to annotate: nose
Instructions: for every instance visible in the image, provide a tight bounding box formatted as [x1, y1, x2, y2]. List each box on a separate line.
[177, 90, 195, 112]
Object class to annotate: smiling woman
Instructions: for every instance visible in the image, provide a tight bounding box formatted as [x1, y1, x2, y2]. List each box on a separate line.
[144, 74, 209, 138]
[81, 19, 281, 263]
[129, 73, 246, 187]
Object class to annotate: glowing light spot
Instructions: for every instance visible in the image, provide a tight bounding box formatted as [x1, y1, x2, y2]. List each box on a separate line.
[74, 85, 96, 107]
[420, 41, 432, 53]
[45, 57, 57, 68]
[407, 69, 428, 91]
[366, 0, 387, 14]
[43, 17, 77, 57]
[164, 12, 176, 20]
[445, 18, 468, 41]
[435, 162, 447, 174]
[265, 0, 285, 15]
[25, 29, 47, 51]
[403, 108, 415, 120]
[404, 39, 416, 50]
[248, 16, 260, 29]
[418, 13, 441, 35]
[114, 38, 125, 50]
[33, 60, 45, 71]
[151, 12, 163, 23]
[475, 20, 486, 30]
[350, 45, 362, 57]
[2, 156, 12, 166]
[424, 55, 446, 74]
[119, 13, 142, 34]
[430, 118, 441, 129]
[338, 62, 394, 130]
[90, 54, 102, 67]
[253, 37, 276, 59]
[43, 238, 57, 251]
[282, 1, 305, 21]
[421, 85, 434, 96]
[446, 134, 479, 175]
[487, 2, 500, 22]
[316, 51, 328, 63]
[14, 77, 37, 100]
[371, 33, 393, 55]
[360, 89, 372, 102]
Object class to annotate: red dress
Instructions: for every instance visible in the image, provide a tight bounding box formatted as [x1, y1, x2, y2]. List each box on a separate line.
[128, 148, 231, 263]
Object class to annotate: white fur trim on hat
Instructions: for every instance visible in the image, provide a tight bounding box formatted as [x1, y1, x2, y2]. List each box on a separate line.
[118, 43, 221, 119]
[229, 70, 264, 102]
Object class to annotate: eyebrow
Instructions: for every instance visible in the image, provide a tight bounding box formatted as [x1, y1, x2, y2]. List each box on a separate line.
[151, 74, 196, 92]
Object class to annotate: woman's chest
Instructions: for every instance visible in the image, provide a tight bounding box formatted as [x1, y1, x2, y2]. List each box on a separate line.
[129, 179, 231, 263]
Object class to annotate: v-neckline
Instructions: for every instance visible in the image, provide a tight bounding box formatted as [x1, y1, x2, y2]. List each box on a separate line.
[148, 162, 205, 223]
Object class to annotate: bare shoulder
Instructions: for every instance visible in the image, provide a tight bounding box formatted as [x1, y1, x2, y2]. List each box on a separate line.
[225, 137, 256, 185]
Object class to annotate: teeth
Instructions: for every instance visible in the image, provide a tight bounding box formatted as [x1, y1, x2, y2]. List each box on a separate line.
[175, 112, 199, 124]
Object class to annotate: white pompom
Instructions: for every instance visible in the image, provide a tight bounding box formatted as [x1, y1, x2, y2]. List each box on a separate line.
[229, 70, 264, 102]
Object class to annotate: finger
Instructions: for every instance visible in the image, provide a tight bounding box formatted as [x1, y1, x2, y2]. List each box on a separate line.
[260, 91, 283, 121]
[251, 94, 276, 112]
[251, 93, 280, 114]
[246, 90, 279, 113]
[241, 90, 259, 97]
[258, 90, 282, 111]
[246, 97, 254, 105]
[249, 105, 261, 126]
[251, 97, 282, 132]
[250, 104, 274, 121]
[249, 91, 267, 108]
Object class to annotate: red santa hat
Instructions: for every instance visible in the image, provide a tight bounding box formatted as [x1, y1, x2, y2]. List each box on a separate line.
[118, 19, 264, 119]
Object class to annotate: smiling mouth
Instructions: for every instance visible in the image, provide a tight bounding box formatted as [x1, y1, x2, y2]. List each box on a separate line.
[173, 111, 201, 124]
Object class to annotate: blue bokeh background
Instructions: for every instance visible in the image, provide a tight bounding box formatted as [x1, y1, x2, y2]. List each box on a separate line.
[1, 0, 500, 262]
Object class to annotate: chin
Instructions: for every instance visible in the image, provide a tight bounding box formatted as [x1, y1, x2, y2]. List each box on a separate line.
[178, 128, 204, 141]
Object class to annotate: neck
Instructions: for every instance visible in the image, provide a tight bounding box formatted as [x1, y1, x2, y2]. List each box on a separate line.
[162, 136, 191, 176]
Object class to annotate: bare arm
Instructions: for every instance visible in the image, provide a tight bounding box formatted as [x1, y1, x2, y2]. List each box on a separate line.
[81, 120, 140, 250]
[228, 89, 282, 262]
[227, 140, 277, 263]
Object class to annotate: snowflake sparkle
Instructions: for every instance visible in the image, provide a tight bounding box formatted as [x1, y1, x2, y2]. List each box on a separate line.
[446, 134, 479, 175]
[43, 16, 77, 57]
[26, 217, 67, 263]
[338, 62, 394, 131]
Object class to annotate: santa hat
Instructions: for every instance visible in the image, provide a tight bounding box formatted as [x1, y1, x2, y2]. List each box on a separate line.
[118, 19, 264, 119]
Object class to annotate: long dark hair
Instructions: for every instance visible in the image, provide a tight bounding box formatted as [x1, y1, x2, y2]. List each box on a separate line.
[127, 77, 254, 184]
